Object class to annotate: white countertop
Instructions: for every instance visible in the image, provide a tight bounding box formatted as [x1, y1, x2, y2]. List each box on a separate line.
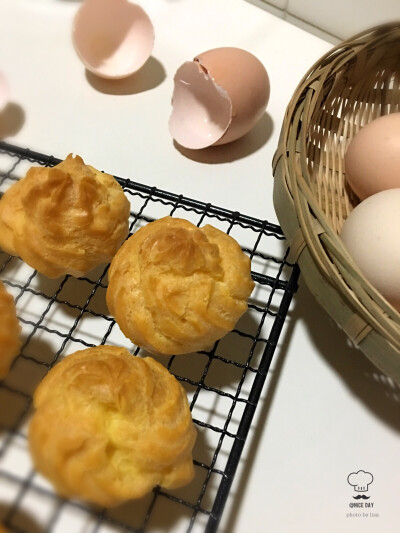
[0, 1, 399, 532]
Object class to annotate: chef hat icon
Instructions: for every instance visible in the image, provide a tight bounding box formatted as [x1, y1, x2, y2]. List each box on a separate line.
[347, 470, 374, 492]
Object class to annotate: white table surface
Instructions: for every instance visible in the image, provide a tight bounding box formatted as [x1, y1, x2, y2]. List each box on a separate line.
[0, 1, 399, 532]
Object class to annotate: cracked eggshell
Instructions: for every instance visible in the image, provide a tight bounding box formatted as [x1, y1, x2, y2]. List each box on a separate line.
[0, 72, 9, 112]
[169, 47, 270, 150]
[72, 0, 154, 80]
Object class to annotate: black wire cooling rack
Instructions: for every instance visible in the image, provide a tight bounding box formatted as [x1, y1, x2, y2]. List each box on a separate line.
[0, 141, 299, 533]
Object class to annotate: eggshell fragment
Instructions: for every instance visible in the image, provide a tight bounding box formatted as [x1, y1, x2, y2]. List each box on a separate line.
[344, 113, 400, 200]
[340, 188, 400, 311]
[72, 0, 154, 79]
[0, 72, 10, 112]
[169, 47, 270, 149]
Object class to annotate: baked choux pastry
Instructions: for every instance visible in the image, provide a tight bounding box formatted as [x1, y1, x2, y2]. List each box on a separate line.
[28, 346, 196, 507]
[0, 154, 130, 278]
[106, 216, 254, 355]
[0, 280, 21, 379]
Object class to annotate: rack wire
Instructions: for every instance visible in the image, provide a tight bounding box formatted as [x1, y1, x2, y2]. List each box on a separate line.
[0, 141, 299, 533]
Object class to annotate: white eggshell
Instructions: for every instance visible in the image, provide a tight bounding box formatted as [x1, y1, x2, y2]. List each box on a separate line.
[72, 0, 154, 79]
[344, 113, 400, 200]
[340, 188, 400, 311]
[169, 47, 270, 150]
[0, 72, 10, 112]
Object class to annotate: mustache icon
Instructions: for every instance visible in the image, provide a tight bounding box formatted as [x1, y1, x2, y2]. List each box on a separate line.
[353, 495, 370, 500]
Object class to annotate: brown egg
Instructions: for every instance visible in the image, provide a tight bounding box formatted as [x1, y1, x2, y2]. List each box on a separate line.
[344, 112, 400, 200]
[169, 47, 270, 150]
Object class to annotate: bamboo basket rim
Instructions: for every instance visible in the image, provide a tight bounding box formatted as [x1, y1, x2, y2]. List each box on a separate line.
[273, 21, 400, 381]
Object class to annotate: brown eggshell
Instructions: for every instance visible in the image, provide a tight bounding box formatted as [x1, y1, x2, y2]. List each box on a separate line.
[195, 47, 270, 146]
[169, 47, 270, 150]
[72, 0, 154, 80]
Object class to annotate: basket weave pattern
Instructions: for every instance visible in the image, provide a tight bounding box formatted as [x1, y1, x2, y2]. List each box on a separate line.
[273, 22, 400, 383]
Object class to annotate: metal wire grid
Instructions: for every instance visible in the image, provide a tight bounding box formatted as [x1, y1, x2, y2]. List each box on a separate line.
[0, 142, 299, 533]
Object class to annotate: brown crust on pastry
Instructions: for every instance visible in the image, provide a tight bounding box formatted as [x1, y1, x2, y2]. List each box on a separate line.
[0, 280, 21, 379]
[106, 216, 254, 355]
[28, 346, 196, 507]
[0, 155, 130, 278]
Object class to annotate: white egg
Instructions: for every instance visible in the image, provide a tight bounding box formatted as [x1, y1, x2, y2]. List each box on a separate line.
[340, 188, 400, 311]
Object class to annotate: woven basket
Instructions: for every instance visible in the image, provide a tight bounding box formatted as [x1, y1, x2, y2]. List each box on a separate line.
[273, 22, 400, 384]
